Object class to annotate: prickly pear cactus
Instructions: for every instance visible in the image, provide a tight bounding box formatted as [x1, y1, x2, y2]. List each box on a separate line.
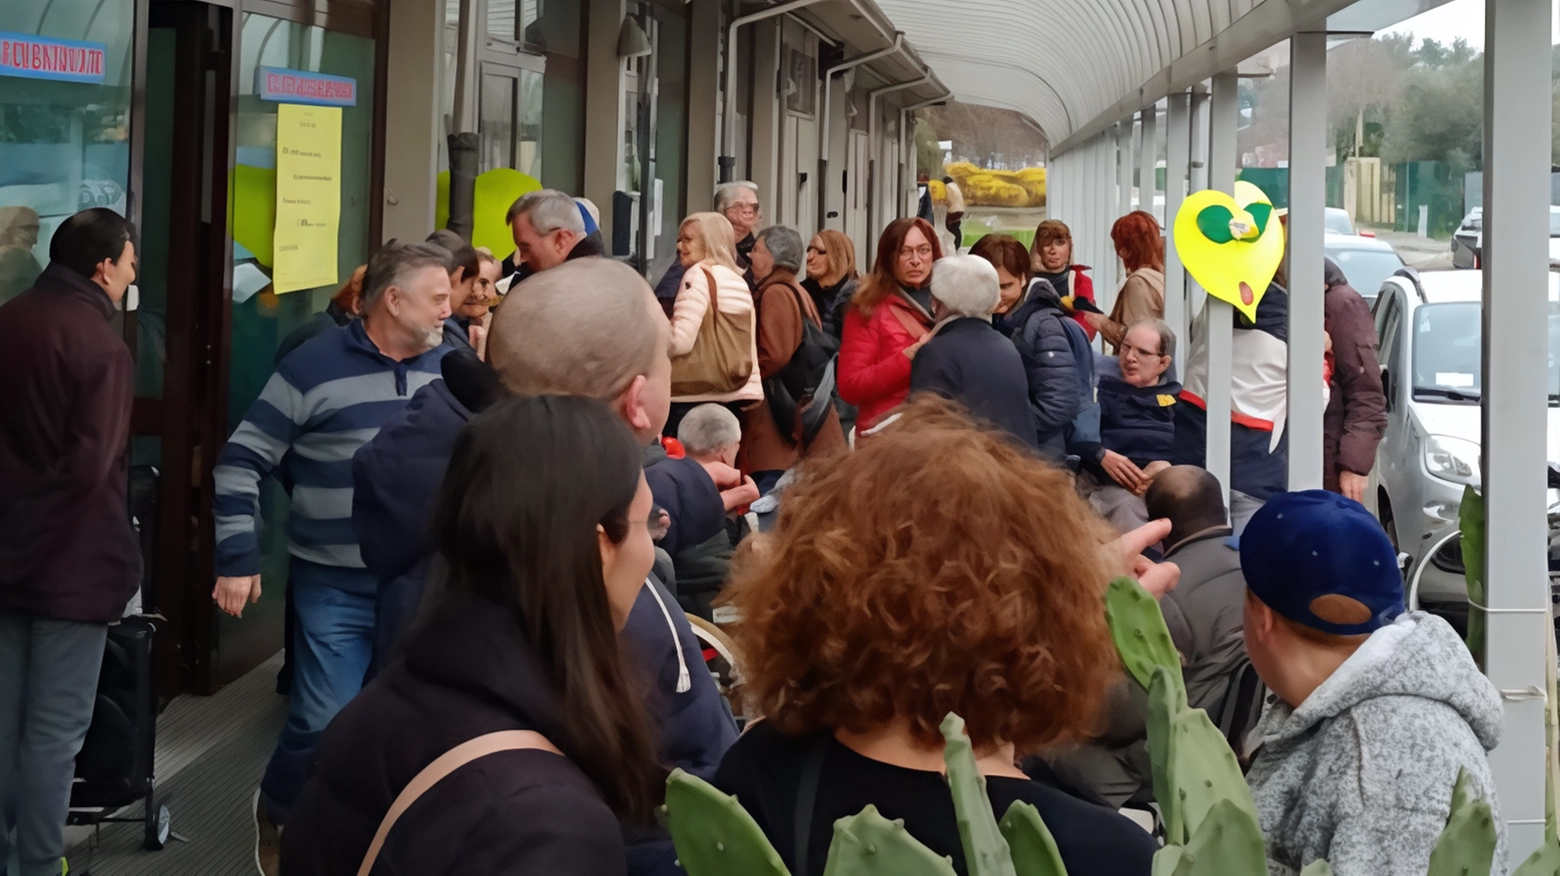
[939, 713, 1018, 876]
[998, 801, 1066, 876]
[1513, 841, 1560, 876]
[1299, 861, 1336, 876]
[1144, 666, 1188, 842]
[1105, 577, 1185, 698]
[1168, 702, 1260, 844]
[663, 768, 790, 876]
[1427, 767, 1497, 876]
[1163, 799, 1267, 876]
[1150, 846, 1183, 876]
[822, 805, 957, 876]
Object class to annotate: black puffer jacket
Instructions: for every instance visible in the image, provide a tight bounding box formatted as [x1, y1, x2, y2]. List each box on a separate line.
[282, 590, 628, 875]
[995, 279, 1085, 459]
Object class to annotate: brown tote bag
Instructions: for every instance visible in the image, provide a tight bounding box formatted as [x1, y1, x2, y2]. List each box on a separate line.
[355, 730, 564, 876]
[670, 266, 754, 396]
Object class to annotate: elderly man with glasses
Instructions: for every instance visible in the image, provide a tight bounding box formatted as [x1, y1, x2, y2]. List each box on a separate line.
[654, 181, 762, 314]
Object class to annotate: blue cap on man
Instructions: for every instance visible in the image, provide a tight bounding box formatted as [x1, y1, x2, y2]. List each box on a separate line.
[1239, 490, 1405, 636]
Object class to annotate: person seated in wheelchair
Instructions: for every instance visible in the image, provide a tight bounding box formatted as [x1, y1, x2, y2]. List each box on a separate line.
[1071, 319, 1181, 534]
[672, 404, 759, 619]
[713, 397, 1163, 876]
[1034, 465, 1253, 809]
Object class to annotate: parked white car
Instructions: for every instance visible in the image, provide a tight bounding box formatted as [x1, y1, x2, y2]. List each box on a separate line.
[1368, 269, 1560, 617]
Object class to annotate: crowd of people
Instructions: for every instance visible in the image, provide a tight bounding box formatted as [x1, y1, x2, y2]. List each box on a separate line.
[0, 185, 1502, 876]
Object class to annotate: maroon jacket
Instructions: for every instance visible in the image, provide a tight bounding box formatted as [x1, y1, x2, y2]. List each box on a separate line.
[0, 263, 139, 623]
[1323, 267, 1388, 492]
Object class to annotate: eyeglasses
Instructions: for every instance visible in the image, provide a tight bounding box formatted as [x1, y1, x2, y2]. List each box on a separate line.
[898, 245, 934, 261]
[806, 245, 827, 256]
[725, 203, 761, 215]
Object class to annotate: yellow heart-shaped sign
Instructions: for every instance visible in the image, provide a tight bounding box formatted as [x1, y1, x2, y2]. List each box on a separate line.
[1173, 181, 1282, 322]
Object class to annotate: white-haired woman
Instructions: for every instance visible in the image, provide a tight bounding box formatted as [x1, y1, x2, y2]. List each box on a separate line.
[665, 211, 764, 437]
[908, 255, 1039, 450]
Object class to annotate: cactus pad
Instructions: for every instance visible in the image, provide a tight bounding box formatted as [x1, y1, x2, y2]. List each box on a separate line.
[939, 713, 1018, 876]
[1168, 702, 1260, 843]
[663, 768, 790, 876]
[1427, 774, 1497, 876]
[822, 805, 957, 876]
[998, 801, 1067, 876]
[1105, 577, 1185, 699]
[1511, 836, 1560, 876]
[1145, 666, 1189, 843]
[1169, 799, 1267, 876]
[1299, 861, 1336, 876]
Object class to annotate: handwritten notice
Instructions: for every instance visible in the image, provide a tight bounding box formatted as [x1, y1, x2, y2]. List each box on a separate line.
[273, 103, 342, 294]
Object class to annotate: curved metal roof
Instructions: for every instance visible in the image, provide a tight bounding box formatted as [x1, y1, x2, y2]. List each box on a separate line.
[870, 0, 1455, 152]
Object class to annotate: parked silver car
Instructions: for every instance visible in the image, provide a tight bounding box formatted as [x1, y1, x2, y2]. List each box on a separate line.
[1452, 206, 1560, 269]
[1367, 268, 1560, 616]
[1324, 232, 1403, 308]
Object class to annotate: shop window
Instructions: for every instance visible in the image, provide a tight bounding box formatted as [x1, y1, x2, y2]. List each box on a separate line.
[785, 46, 817, 117]
[487, 0, 542, 51]
[0, 0, 135, 305]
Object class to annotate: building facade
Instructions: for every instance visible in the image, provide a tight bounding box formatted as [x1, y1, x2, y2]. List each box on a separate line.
[0, 0, 945, 696]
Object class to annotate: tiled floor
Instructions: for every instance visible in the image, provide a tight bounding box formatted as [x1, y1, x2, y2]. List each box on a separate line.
[65, 652, 285, 876]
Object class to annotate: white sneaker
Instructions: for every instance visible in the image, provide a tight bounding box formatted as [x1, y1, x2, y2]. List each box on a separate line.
[252, 789, 282, 876]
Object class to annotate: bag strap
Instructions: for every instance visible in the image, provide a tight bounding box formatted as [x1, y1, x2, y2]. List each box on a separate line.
[792, 734, 829, 876]
[357, 730, 564, 876]
[889, 301, 931, 342]
[700, 266, 720, 316]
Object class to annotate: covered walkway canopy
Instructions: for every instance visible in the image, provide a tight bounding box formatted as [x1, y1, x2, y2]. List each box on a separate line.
[876, 0, 1557, 862]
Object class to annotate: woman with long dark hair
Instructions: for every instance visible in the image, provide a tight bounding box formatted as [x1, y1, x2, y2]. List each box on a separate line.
[283, 395, 661, 875]
[837, 216, 942, 431]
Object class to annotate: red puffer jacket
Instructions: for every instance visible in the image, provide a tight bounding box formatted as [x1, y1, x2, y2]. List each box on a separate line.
[838, 291, 934, 430]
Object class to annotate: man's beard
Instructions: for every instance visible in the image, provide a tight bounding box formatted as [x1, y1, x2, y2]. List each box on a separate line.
[421, 324, 446, 350]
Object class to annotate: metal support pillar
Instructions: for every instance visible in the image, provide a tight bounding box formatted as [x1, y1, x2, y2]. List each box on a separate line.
[1164, 92, 1190, 357]
[1204, 71, 1239, 498]
[1287, 31, 1327, 491]
[1117, 119, 1133, 220]
[1482, 0, 1553, 860]
[1139, 105, 1157, 216]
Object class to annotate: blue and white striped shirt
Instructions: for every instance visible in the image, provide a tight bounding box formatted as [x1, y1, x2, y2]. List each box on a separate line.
[213, 320, 446, 578]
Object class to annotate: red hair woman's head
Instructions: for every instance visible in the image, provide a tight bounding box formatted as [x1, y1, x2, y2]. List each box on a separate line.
[852, 217, 943, 316]
[1110, 211, 1165, 273]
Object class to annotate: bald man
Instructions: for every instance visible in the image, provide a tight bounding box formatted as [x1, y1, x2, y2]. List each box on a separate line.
[351, 259, 737, 799]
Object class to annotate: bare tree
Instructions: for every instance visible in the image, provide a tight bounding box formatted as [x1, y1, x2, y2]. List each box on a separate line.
[920, 101, 1048, 169]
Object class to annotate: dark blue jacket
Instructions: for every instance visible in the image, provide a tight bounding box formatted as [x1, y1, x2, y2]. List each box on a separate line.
[910, 317, 1039, 450]
[995, 280, 1086, 459]
[1083, 375, 1182, 470]
[350, 351, 736, 782]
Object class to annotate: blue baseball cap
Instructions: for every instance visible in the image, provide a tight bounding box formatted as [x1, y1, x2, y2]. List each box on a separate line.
[1239, 490, 1404, 636]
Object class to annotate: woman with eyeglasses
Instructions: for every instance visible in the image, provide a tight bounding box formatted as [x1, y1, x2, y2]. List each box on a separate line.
[1073, 319, 1181, 533]
[837, 217, 942, 432]
[800, 229, 859, 339]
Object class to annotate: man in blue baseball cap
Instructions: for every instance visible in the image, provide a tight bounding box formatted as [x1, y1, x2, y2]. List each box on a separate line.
[1239, 490, 1505, 876]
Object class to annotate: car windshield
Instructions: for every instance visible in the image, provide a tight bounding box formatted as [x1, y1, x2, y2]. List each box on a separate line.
[1328, 247, 1403, 303]
[1325, 211, 1354, 235]
[1412, 301, 1560, 404]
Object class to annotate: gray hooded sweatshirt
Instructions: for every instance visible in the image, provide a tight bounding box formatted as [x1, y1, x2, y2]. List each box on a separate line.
[1246, 612, 1505, 876]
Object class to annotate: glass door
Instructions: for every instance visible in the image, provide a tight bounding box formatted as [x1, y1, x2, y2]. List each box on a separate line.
[478, 54, 543, 178]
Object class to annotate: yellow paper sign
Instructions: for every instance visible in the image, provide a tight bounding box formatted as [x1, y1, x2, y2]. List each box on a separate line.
[1172, 180, 1283, 322]
[273, 104, 342, 294]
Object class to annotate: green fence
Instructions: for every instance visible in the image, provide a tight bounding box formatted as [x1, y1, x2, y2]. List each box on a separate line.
[1394, 161, 1465, 237]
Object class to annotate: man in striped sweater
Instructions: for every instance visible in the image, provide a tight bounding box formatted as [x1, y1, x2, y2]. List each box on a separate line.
[212, 240, 452, 854]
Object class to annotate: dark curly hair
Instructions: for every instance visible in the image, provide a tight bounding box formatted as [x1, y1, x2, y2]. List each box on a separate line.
[726, 396, 1120, 754]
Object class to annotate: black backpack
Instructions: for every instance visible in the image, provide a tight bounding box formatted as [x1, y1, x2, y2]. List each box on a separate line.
[764, 282, 840, 448]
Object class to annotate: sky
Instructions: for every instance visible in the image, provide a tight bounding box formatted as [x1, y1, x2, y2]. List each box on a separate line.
[1376, 0, 1560, 49]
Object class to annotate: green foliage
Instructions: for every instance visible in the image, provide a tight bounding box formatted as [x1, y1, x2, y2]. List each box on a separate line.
[1300, 861, 1337, 876]
[1427, 768, 1498, 876]
[999, 802, 1067, 876]
[663, 768, 789, 876]
[1380, 58, 1484, 167]
[915, 119, 945, 181]
[822, 805, 957, 876]
[1166, 699, 1260, 845]
[1512, 837, 1560, 876]
[1460, 486, 1486, 666]
[940, 713, 1018, 876]
[1105, 577, 1184, 698]
[1145, 666, 1188, 843]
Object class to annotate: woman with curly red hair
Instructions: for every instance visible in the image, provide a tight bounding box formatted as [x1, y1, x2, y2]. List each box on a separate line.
[1085, 211, 1166, 353]
[836, 217, 941, 431]
[714, 397, 1161, 876]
